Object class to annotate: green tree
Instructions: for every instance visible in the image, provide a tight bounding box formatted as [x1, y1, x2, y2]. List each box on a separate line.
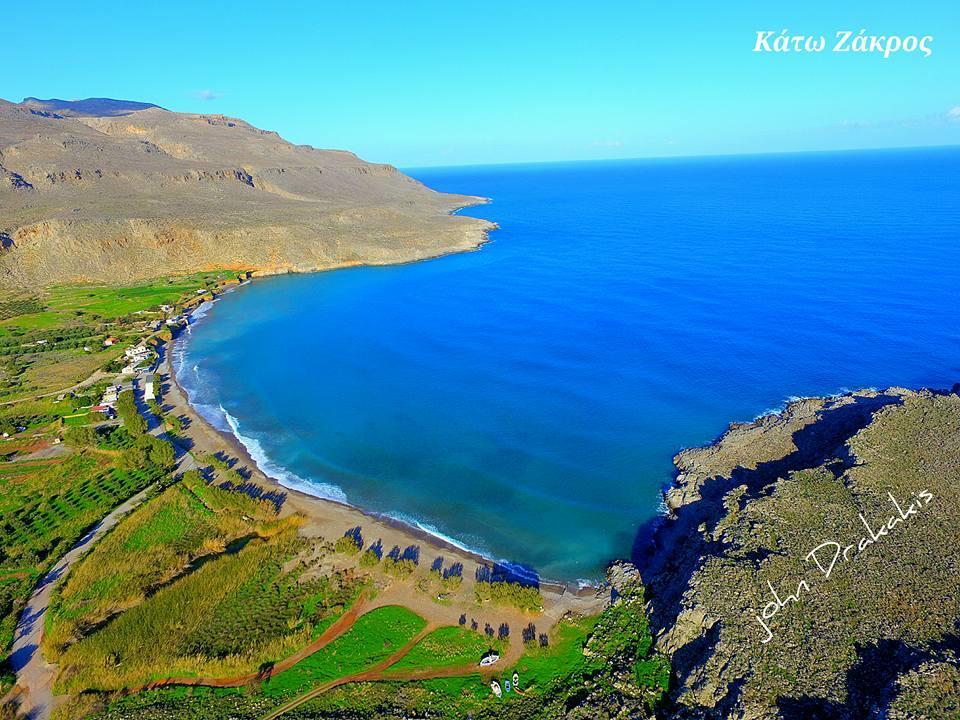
[359, 549, 380, 568]
[334, 535, 362, 555]
[119, 435, 176, 473]
[383, 558, 416, 579]
[116, 390, 147, 437]
[140, 435, 176, 471]
[165, 414, 184, 434]
[64, 425, 97, 448]
[119, 442, 149, 471]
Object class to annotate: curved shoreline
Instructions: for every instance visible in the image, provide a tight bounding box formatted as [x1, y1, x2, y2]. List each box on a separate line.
[164, 326, 598, 598]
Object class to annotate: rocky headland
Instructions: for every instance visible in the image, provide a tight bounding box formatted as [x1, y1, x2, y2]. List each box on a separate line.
[0, 97, 494, 288]
[642, 386, 960, 719]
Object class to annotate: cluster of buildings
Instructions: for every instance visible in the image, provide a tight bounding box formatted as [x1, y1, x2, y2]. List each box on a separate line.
[122, 343, 154, 375]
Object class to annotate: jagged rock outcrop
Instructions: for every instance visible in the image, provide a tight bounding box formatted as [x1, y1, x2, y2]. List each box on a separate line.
[0, 97, 494, 288]
[642, 387, 960, 719]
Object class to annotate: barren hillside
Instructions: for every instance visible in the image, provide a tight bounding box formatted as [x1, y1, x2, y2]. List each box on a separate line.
[0, 97, 494, 288]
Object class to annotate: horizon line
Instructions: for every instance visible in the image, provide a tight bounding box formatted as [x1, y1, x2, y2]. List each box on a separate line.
[402, 142, 960, 173]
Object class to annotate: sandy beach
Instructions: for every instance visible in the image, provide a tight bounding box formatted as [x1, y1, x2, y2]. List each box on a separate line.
[161, 332, 605, 624]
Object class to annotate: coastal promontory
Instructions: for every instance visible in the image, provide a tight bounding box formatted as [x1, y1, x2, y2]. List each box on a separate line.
[644, 387, 960, 719]
[0, 97, 494, 288]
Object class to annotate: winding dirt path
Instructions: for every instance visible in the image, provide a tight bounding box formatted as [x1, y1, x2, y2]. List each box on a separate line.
[139, 578, 530, 693]
[259, 630, 527, 720]
[259, 624, 443, 720]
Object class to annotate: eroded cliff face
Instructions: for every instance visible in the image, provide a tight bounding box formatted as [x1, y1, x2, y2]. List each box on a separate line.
[643, 387, 960, 719]
[0, 98, 494, 288]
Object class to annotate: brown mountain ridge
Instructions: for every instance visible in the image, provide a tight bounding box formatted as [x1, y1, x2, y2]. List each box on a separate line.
[0, 97, 494, 288]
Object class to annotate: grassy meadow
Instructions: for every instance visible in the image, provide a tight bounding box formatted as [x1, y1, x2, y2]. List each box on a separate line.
[386, 625, 503, 673]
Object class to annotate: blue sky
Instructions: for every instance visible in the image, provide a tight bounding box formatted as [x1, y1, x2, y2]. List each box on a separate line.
[5, 1, 958, 166]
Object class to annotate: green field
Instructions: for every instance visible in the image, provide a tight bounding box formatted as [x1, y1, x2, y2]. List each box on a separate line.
[505, 614, 601, 693]
[45, 272, 234, 320]
[262, 605, 427, 698]
[0, 271, 239, 402]
[54, 524, 363, 694]
[387, 625, 503, 673]
[44, 471, 281, 655]
[0, 311, 64, 332]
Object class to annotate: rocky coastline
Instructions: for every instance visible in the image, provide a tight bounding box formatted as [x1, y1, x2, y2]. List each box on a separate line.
[641, 385, 960, 719]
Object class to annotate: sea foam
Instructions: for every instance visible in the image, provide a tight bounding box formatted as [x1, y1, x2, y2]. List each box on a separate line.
[220, 407, 349, 504]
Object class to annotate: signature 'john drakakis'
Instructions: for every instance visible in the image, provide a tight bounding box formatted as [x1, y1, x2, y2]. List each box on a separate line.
[755, 488, 934, 644]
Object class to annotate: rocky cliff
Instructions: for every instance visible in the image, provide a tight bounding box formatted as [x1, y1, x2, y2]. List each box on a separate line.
[642, 387, 960, 719]
[0, 97, 494, 288]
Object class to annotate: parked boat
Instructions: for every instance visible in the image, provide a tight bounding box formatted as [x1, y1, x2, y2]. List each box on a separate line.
[490, 680, 502, 698]
[480, 651, 500, 667]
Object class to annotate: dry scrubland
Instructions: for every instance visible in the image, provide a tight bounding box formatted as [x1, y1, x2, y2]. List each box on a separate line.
[647, 388, 960, 719]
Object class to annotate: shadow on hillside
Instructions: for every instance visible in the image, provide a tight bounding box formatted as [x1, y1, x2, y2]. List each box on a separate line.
[631, 392, 904, 718]
[778, 630, 960, 720]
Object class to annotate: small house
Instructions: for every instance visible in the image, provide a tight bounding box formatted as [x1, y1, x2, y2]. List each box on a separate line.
[90, 404, 115, 419]
[144, 374, 156, 401]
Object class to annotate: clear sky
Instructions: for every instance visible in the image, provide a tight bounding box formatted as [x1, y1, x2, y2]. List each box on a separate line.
[5, 1, 958, 167]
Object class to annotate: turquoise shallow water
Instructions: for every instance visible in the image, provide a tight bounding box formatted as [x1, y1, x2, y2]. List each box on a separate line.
[176, 148, 960, 581]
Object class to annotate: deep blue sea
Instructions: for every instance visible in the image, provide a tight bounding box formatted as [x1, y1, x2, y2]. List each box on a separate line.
[176, 148, 960, 581]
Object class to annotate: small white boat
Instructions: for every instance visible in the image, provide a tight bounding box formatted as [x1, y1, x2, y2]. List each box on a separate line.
[479, 652, 500, 667]
[490, 680, 502, 698]
[513, 672, 520, 687]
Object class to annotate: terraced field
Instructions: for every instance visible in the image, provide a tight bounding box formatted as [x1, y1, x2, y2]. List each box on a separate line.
[0, 451, 160, 655]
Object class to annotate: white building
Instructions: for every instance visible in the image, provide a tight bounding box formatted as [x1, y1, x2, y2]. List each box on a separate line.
[144, 374, 156, 402]
[125, 344, 152, 365]
[102, 385, 119, 406]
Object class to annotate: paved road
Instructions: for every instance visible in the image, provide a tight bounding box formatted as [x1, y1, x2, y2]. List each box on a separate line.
[8, 485, 155, 719]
